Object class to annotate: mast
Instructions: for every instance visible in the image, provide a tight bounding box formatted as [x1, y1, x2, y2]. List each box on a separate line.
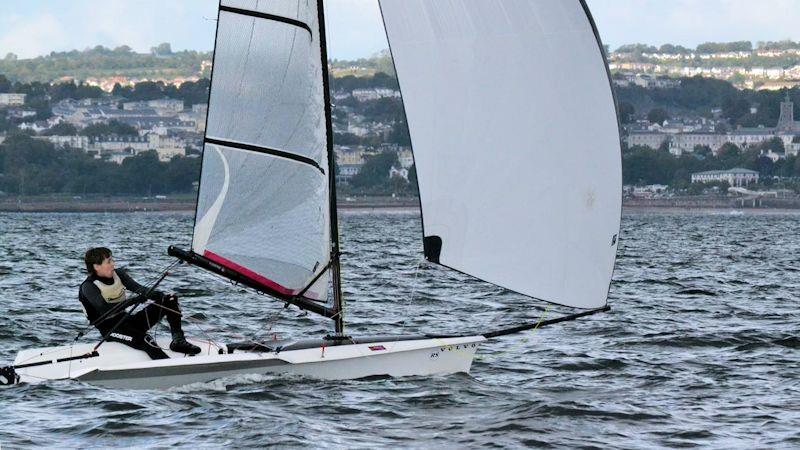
[317, 0, 345, 335]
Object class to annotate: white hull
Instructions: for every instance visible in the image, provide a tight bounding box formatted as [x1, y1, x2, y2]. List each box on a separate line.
[10, 335, 485, 390]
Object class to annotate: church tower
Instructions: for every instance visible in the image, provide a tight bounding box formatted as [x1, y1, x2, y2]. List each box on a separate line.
[777, 92, 796, 132]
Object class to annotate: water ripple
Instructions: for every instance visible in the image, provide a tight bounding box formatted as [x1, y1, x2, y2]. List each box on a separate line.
[0, 210, 798, 448]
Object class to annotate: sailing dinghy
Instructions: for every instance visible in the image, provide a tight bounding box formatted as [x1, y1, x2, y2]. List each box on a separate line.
[1, 0, 621, 390]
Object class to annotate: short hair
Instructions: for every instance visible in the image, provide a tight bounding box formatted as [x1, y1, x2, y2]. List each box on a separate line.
[84, 247, 112, 274]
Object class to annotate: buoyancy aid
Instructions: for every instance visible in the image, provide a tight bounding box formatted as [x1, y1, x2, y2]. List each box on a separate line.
[93, 271, 128, 304]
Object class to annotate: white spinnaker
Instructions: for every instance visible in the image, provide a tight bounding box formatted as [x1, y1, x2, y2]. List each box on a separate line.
[380, 0, 622, 309]
[192, 0, 331, 297]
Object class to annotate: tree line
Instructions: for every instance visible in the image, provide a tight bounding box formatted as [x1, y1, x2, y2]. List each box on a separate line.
[616, 76, 799, 128]
[614, 40, 800, 55]
[624, 138, 800, 191]
[1, 45, 210, 83]
[0, 134, 199, 196]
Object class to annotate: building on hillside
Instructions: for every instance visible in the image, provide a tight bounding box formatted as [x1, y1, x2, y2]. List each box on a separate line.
[626, 94, 800, 156]
[335, 146, 365, 183]
[178, 103, 208, 132]
[148, 134, 186, 161]
[18, 121, 49, 133]
[691, 168, 759, 186]
[0, 93, 26, 106]
[114, 117, 195, 135]
[389, 165, 409, 181]
[397, 148, 414, 169]
[107, 150, 136, 164]
[776, 92, 800, 132]
[89, 135, 150, 156]
[147, 98, 185, 115]
[351, 88, 401, 102]
[43, 135, 90, 150]
[336, 146, 365, 165]
[336, 164, 362, 183]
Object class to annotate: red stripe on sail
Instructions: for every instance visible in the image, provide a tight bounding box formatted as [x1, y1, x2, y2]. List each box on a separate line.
[204, 250, 298, 296]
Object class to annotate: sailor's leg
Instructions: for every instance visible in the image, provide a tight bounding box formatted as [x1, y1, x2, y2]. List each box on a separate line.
[141, 296, 201, 355]
[100, 326, 170, 360]
[134, 296, 184, 336]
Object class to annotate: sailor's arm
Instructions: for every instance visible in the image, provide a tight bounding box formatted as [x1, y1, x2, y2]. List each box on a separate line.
[116, 268, 165, 300]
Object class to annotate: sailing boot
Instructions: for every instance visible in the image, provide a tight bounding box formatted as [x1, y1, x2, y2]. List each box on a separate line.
[170, 331, 201, 355]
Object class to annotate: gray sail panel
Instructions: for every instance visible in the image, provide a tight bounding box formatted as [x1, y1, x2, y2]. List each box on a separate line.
[193, 143, 330, 296]
[192, 0, 331, 300]
[207, 5, 326, 165]
[380, 0, 622, 309]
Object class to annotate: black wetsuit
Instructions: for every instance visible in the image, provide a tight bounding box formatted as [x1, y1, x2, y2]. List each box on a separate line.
[79, 268, 184, 360]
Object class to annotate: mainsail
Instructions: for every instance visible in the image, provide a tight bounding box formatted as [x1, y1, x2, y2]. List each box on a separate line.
[188, 0, 338, 308]
[380, 0, 622, 309]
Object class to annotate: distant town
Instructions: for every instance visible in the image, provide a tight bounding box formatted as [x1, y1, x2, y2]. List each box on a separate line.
[2, 41, 800, 209]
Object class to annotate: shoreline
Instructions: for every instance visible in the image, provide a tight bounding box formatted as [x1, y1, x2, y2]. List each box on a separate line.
[2, 197, 800, 213]
[0, 197, 421, 213]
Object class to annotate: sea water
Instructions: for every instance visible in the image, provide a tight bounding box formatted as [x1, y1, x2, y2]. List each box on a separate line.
[0, 210, 798, 448]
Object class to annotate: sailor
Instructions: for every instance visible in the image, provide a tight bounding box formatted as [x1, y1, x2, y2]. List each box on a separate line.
[78, 247, 201, 359]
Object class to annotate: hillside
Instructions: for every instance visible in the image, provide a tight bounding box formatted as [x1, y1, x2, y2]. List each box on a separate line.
[1, 44, 211, 84]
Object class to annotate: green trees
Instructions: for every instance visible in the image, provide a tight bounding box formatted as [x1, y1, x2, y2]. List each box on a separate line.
[0, 134, 199, 195]
[80, 120, 138, 137]
[107, 78, 210, 107]
[331, 72, 399, 93]
[50, 81, 104, 101]
[722, 97, 750, 121]
[618, 102, 635, 123]
[623, 139, 800, 189]
[0, 45, 211, 83]
[696, 41, 752, 53]
[349, 151, 399, 189]
[622, 146, 676, 185]
[615, 77, 798, 129]
[647, 108, 669, 124]
[42, 122, 78, 136]
[151, 43, 173, 56]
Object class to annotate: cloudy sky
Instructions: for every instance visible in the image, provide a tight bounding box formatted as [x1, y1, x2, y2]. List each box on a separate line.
[1, 0, 799, 60]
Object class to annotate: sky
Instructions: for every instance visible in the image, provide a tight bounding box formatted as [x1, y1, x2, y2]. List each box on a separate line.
[1, 0, 799, 60]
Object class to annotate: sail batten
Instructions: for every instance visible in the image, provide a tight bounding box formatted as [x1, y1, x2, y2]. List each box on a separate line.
[204, 137, 325, 174]
[380, 0, 622, 309]
[219, 5, 312, 35]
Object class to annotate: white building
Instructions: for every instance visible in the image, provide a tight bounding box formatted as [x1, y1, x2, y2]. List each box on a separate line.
[389, 165, 409, 181]
[691, 168, 759, 186]
[191, 103, 208, 116]
[626, 95, 800, 156]
[90, 135, 150, 155]
[351, 88, 401, 102]
[0, 93, 26, 106]
[336, 164, 362, 183]
[397, 148, 414, 168]
[44, 135, 90, 150]
[147, 98, 185, 115]
[107, 151, 135, 164]
[148, 134, 186, 161]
